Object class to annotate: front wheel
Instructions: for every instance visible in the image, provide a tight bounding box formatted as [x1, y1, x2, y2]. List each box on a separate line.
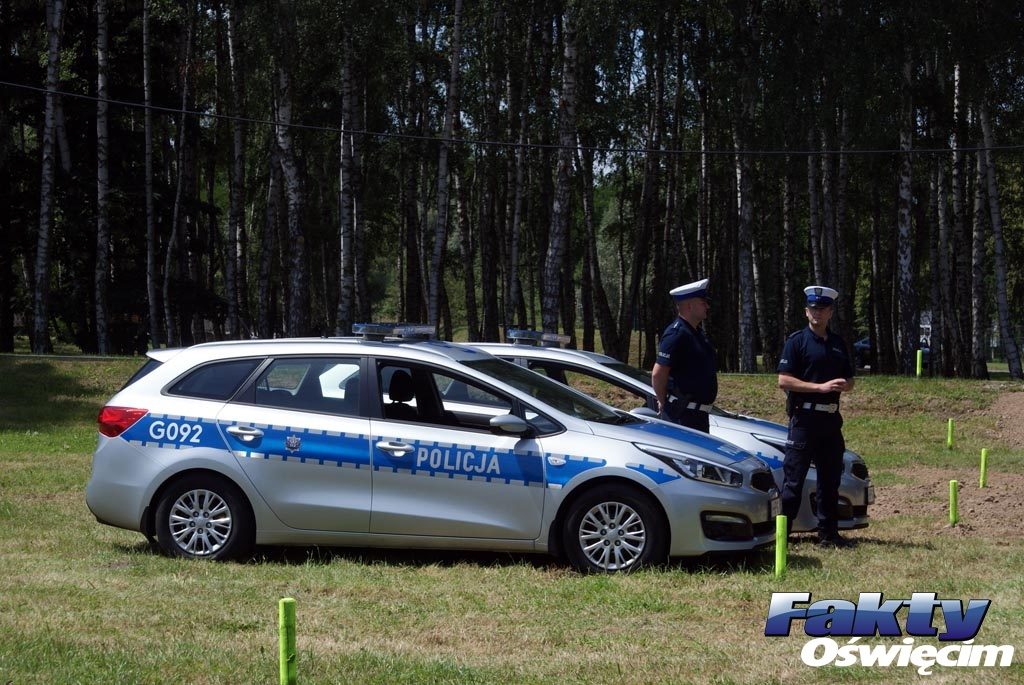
[562, 485, 666, 573]
[154, 475, 253, 561]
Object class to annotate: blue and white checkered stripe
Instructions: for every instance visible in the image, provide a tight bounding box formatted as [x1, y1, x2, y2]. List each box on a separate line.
[225, 422, 371, 469]
[544, 454, 607, 488]
[374, 436, 545, 487]
[626, 462, 682, 485]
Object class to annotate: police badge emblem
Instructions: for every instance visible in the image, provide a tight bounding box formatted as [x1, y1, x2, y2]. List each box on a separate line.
[285, 435, 302, 452]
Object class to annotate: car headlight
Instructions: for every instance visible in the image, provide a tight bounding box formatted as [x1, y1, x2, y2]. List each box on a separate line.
[634, 443, 743, 487]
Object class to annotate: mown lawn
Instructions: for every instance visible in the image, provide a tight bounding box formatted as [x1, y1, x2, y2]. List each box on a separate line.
[0, 354, 1022, 684]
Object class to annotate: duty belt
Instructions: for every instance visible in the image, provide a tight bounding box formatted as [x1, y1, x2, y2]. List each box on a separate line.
[669, 395, 712, 413]
[800, 402, 838, 413]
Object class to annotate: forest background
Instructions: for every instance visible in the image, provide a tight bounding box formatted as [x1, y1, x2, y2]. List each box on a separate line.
[3, 0, 1023, 379]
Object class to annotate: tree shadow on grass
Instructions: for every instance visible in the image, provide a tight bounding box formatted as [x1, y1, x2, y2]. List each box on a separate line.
[0, 358, 108, 430]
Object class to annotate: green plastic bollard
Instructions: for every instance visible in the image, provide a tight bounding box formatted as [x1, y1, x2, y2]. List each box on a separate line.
[775, 515, 788, 578]
[980, 449, 988, 489]
[946, 419, 954, 450]
[949, 480, 959, 526]
[279, 597, 297, 685]
[916, 349, 923, 377]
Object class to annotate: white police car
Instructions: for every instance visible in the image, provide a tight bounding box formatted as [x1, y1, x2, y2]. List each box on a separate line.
[473, 331, 873, 533]
[86, 326, 780, 572]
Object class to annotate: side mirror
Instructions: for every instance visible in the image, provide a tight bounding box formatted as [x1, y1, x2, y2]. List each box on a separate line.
[630, 407, 659, 419]
[489, 414, 533, 436]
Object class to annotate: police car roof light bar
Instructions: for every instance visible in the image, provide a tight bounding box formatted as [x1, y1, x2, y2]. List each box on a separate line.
[507, 328, 571, 347]
[393, 324, 436, 339]
[352, 323, 395, 340]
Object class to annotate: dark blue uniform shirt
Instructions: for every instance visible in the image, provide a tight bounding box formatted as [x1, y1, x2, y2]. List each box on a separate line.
[657, 317, 717, 404]
[778, 327, 853, 428]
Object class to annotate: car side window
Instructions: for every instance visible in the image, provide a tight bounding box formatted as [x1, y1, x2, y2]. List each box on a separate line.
[252, 358, 362, 416]
[378, 362, 514, 431]
[167, 358, 262, 401]
[562, 369, 648, 412]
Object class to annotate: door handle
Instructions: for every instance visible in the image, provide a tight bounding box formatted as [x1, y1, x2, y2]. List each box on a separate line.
[376, 441, 413, 456]
[226, 425, 264, 444]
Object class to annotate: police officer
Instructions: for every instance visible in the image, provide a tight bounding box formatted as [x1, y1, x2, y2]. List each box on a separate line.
[778, 285, 855, 548]
[652, 278, 717, 433]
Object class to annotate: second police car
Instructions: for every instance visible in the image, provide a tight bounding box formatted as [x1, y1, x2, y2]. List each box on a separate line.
[86, 326, 780, 572]
[473, 330, 874, 534]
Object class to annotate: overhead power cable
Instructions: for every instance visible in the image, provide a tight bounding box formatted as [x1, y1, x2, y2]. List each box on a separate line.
[4, 79, 1024, 157]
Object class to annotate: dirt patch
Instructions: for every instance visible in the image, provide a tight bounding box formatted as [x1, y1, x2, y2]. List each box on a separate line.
[870, 465, 1024, 542]
[989, 391, 1024, 450]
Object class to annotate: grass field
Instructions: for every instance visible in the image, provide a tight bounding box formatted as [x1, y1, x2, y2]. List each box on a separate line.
[1, 354, 1022, 683]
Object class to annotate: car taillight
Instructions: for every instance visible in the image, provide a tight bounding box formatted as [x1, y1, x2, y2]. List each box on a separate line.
[98, 406, 148, 437]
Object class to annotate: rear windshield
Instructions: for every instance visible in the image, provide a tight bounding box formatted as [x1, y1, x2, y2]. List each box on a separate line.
[120, 359, 163, 390]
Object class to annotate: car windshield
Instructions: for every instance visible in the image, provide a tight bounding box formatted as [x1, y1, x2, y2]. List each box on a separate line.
[603, 361, 651, 384]
[462, 357, 631, 423]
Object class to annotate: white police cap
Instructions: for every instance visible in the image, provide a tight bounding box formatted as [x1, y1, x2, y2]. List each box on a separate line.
[670, 278, 710, 302]
[804, 285, 839, 308]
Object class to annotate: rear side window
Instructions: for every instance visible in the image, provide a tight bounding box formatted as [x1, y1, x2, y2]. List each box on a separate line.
[168, 359, 263, 401]
[120, 359, 163, 390]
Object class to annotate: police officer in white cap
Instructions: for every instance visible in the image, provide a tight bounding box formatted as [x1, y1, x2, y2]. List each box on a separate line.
[777, 285, 856, 548]
[652, 278, 717, 433]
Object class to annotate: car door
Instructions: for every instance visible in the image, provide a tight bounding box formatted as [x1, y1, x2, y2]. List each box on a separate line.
[216, 356, 372, 532]
[368, 360, 546, 540]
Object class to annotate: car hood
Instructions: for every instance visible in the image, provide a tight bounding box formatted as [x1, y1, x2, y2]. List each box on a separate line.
[588, 417, 755, 466]
[713, 413, 788, 436]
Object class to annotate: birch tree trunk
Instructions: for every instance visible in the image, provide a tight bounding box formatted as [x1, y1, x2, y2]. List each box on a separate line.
[32, 0, 65, 354]
[542, 9, 577, 337]
[542, 5, 576, 335]
[781, 162, 796, 333]
[935, 155, 957, 375]
[806, 127, 824, 284]
[335, 40, 355, 335]
[734, 127, 756, 372]
[979, 104, 1022, 378]
[427, 0, 463, 330]
[143, 0, 161, 348]
[162, 4, 196, 348]
[224, 3, 245, 338]
[94, 0, 110, 354]
[578, 144, 617, 356]
[456, 170, 479, 340]
[275, 0, 307, 336]
[895, 55, 917, 375]
[258, 138, 281, 337]
[970, 151, 988, 379]
[951, 64, 972, 376]
[870, 186, 895, 374]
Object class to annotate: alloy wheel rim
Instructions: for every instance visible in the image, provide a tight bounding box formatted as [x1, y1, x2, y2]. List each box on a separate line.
[578, 501, 646, 570]
[168, 488, 232, 556]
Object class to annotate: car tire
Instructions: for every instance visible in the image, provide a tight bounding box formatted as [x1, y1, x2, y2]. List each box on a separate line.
[154, 474, 254, 561]
[562, 485, 666, 573]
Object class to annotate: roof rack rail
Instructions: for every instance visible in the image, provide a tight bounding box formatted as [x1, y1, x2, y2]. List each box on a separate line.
[506, 328, 570, 347]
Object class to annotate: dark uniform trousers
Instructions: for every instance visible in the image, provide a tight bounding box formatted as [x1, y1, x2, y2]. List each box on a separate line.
[781, 414, 845, 535]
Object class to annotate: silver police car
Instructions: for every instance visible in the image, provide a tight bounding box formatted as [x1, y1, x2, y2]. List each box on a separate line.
[86, 327, 780, 572]
[473, 331, 873, 533]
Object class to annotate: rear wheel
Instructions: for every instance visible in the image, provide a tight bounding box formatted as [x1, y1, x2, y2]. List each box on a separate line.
[154, 475, 253, 561]
[562, 485, 666, 573]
